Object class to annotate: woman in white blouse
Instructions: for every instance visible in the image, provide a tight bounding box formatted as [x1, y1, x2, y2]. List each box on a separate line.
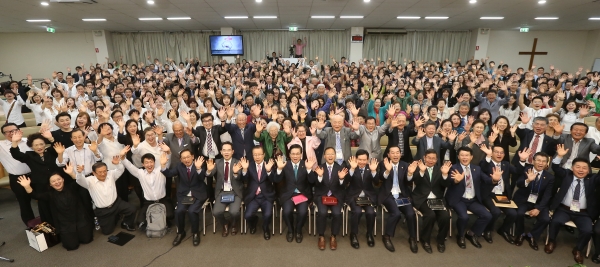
[499, 94, 520, 126]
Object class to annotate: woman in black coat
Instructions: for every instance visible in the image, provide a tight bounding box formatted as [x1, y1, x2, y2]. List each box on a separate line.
[487, 115, 518, 162]
[117, 119, 146, 205]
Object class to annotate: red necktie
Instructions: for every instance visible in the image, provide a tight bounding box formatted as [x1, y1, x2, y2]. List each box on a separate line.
[225, 161, 229, 182]
[187, 167, 191, 182]
[528, 135, 540, 164]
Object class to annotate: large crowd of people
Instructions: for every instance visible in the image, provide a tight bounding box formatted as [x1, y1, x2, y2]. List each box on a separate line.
[2, 54, 600, 264]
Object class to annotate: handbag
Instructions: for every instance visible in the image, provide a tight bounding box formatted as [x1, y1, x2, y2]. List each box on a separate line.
[321, 196, 338, 206]
[492, 195, 511, 204]
[292, 194, 308, 205]
[395, 198, 411, 207]
[221, 192, 235, 203]
[427, 199, 446, 210]
[355, 197, 373, 206]
[181, 196, 195, 205]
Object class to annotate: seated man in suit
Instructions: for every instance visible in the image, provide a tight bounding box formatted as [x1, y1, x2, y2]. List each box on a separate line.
[206, 142, 243, 237]
[411, 122, 455, 165]
[273, 144, 317, 243]
[161, 149, 207, 247]
[511, 150, 554, 251]
[446, 147, 501, 249]
[407, 150, 452, 253]
[478, 145, 522, 244]
[546, 146, 600, 264]
[374, 146, 418, 253]
[310, 147, 349, 250]
[241, 146, 276, 240]
[162, 121, 197, 198]
[513, 114, 556, 166]
[346, 150, 379, 249]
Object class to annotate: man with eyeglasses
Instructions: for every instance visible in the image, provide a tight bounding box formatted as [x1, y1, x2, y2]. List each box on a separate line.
[241, 146, 276, 240]
[192, 110, 227, 203]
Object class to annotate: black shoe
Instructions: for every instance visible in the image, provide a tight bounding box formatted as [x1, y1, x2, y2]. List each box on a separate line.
[457, 236, 466, 249]
[173, 232, 186, 246]
[250, 227, 257, 235]
[422, 242, 433, 254]
[121, 223, 135, 231]
[264, 231, 271, 240]
[497, 230, 514, 244]
[286, 231, 294, 242]
[295, 232, 303, 243]
[192, 233, 200, 246]
[482, 231, 493, 243]
[437, 242, 446, 253]
[524, 235, 538, 251]
[409, 237, 418, 253]
[366, 233, 375, 247]
[382, 235, 395, 252]
[465, 232, 482, 248]
[350, 233, 360, 249]
[515, 234, 524, 246]
[592, 253, 600, 264]
[566, 225, 575, 234]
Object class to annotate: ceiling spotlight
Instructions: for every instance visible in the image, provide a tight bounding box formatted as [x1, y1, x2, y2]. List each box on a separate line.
[538, 0, 546, 3]
[147, 0, 154, 4]
[364, 0, 371, 2]
[469, 0, 477, 3]
[41, 2, 49, 6]
[256, 0, 262, 2]
[167, 17, 191, 20]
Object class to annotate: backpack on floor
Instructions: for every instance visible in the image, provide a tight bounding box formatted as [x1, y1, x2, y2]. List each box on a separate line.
[146, 203, 167, 238]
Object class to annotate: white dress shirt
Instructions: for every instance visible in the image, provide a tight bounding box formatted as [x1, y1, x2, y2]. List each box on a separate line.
[562, 177, 587, 209]
[0, 96, 25, 125]
[57, 144, 103, 175]
[461, 164, 474, 199]
[122, 159, 166, 201]
[0, 139, 31, 175]
[98, 137, 125, 170]
[76, 163, 125, 208]
[521, 106, 553, 129]
[131, 140, 165, 168]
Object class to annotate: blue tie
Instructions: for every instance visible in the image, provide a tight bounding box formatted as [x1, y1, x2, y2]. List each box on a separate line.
[293, 164, 299, 193]
[392, 165, 399, 199]
[573, 180, 581, 201]
[335, 132, 343, 165]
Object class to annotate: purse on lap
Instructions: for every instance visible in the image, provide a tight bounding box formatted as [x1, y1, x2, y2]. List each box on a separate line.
[221, 192, 235, 203]
[355, 197, 373, 206]
[322, 196, 338, 206]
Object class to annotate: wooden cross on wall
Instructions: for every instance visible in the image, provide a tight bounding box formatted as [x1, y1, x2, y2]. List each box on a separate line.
[519, 38, 548, 70]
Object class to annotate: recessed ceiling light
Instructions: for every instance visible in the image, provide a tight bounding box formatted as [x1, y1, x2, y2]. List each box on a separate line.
[253, 16, 277, 19]
[256, 0, 262, 2]
[480, 17, 504, 20]
[147, 0, 154, 4]
[139, 18, 162, 21]
[340, 16, 364, 19]
[82, 19, 106, 21]
[224, 16, 248, 19]
[40, 2, 49, 6]
[26, 19, 51, 22]
[538, 0, 546, 3]
[167, 17, 191, 20]
[397, 16, 421, 19]
[311, 16, 335, 19]
[535, 17, 558, 20]
[425, 16, 449, 19]
[469, 0, 477, 3]
[589, 17, 600, 20]
[364, 0, 371, 2]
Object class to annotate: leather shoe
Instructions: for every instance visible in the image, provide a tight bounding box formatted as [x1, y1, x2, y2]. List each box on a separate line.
[382, 235, 395, 252]
[330, 235, 337, 250]
[350, 233, 360, 249]
[482, 231, 493, 243]
[250, 227, 257, 235]
[497, 230, 514, 244]
[544, 241, 556, 254]
[286, 231, 294, 242]
[263, 231, 271, 240]
[318, 236, 326, 250]
[592, 253, 600, 264]
[457, 237, 466, 249]
[409, 237, 418, 253]
[192, 233, 200, 246]
[514, 235, 524, 246]
[366, 233, 375, 247]
[566, 225, 575, 234]
[437, 242, 445, 253]
[465, 232, 482, 248]
[422, 242, 433, 254]
[573, 248, 584, 264]
[231, 226, 238, 236]
[172, 232, 186, 246]
[295, 232, 303, 243]
[222, 224, 229, 237]
[524, 235, 538, 251]
[121, 223, 135, 232]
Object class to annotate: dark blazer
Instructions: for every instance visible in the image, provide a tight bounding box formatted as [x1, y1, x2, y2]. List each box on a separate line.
[272, 160, 314, 204]
[479, 158, 520, 200]
[162, 133, 195, 167]
[206, 158, 243, 198]
[10, 146, 62, 185]
[193, 125, 227, 158]
[224, 122, 256, 161]
[551, 163, 600, 218]
[514, 166, 554, 210]
[513, 128, 556, 165]
[411, 135, 453, 164]
[374, 161, 411, 204]
[162, 163, 208, 201]
[445, 163, 493, 206]
[242, 160, 277, 203]
[345, 166, 378, 205]
[308, 163, 349, 200]
[384, 126, 416, 162]
[410, 165, 450, 209]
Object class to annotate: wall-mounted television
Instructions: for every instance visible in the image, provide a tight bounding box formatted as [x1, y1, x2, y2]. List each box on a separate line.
[209, 35, 244, 56]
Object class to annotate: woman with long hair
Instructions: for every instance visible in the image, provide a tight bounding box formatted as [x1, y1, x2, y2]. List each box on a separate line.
[487, 116, 518, 162]
[499, 94, 519, 126]
[476, 108, 493, 136]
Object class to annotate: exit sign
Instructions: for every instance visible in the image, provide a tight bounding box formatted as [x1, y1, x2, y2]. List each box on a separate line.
[46, 27, 55, 33]
[520, 27, 529, 32]
[289, 26, 298, 31]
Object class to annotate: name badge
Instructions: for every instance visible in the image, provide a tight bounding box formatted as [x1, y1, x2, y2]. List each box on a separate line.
[465, 188, 473, 198]
[224, 183, 232, 192]
[527, 193, 538, 204]
[391, 187, 400, 195]
[336, 149, 344, 160]
[493, 186, 503, 195]
[209, 152, 215, 159]
[571, 200, 580, 212]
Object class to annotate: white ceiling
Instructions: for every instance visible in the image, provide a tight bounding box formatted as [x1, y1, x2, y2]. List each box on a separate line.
[1, 0, 600, 32]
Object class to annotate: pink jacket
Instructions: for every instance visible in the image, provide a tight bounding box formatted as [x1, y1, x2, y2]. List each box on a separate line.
[288, 136, 321, 163]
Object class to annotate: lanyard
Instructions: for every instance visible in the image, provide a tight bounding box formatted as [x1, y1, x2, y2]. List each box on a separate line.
[530, 172, 542, 195]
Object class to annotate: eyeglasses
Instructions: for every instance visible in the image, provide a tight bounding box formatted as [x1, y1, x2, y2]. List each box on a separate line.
[2, 129, 18, 135]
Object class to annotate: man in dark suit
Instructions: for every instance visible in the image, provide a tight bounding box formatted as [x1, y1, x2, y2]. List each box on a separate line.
[193, 111, 227, 203]
[513, 114, 556, 166]
[206, 142, 243, 237]
[225, 113, 256, 161]
[478, 145, 522, 244]
[546, 148, 600, 264]
[407, 150, 452, 253]
[273, 144, 317, 243]
[374, 146, 418, 253]
[384, 114, 417, 162]
[411, 121, 455, 165]
[161, 149, 207, 247]
[162, 121, 197, 197]
[241, 146, 276, 240]
[310, 147, 349, 250]
[446, 147, 501, 249]
[346, 150, 379, 249]
[512, 151, 554, 251]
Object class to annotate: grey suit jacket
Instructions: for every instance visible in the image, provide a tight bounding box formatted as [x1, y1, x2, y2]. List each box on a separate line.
[556, 134, 600, 165]
[162, 133, 195, 167]
[411, 135, 453, 165]
[357, 124, 389, 161]
[207, 158, 243, 198]
[316, 127, 360, 164]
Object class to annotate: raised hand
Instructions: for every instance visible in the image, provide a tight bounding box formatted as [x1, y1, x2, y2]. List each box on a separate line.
[417, 160, 427, 173]
[553, 123, 564, 134]
[11, 129, 23, 142]
[264, 159, 274, 172]
[338, 168, 349, 180]
[451, 169, 465, 183]
[407, 161, 418, 174]
[256, 120, 266, 132]
[447, 130, 458, 141]
[491, 166, 503, 182]
[480, 144, 493, 157]
[369, 158, 379, 171]
[110, 155, 120, 165]
[120, 145, 131, 157]
[240, 157, 249, 170]
[232, 161, 242, 173]
[316, 119, 327, 130]
[383, 158, 393, 172]
[206, 159, 215, 172]
[159, 142, 171, 153]
[160, 152, 170, 167]
[17, 175, 31, 188]
[519, 112, 530, 124]
[132, 134, 140, 147]
[556, 144, 569, 157]
[510, 124, 518, 135]
[305, 157, 317, 170]
[276, 155, 286, 170]
[416, 127, 426, 139]
[348, 156, 358, 170]
[440, 161, 452, 175]
[518, 147, 532, 162]
[525, 168, 537, 182]
[53, 142, 65, 154]
[469, 131, 478, 144]
[488, 131, 497, 144]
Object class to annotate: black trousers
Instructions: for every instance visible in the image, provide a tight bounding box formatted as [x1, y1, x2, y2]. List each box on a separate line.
[9, 174, 35, 225]
[315, 196, 343, 236]
[244, 193, 274, 232]
[482, 197, 517, 234]
[136, 198, 175, 225]
[175, 197, 206, 234]
[94, 198, 137, 235]
[282, 198, 309, 233]
[381, 196, 417, 238]
[115, 169, 130, 202]
[548, 207, 593, 252]
[348, 201, 376, 235]
[129, 169, 146, 207]
[60, 224, 93, 251]
[417, 203, 450, 243]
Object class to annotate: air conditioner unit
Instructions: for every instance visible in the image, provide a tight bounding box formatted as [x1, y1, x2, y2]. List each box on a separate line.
[365, 29, 408, 35]
[50, 0, 97, 3]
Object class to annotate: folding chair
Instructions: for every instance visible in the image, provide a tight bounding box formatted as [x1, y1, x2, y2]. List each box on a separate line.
[202, 200, 211, 236]
[212, 201, 245, 234]
[243, 202, 277, 235]
[313, 203, 346, 236]
[344, 205, 377, 236]
[279, 204, 312, 235]
[546, 219, 593, 258]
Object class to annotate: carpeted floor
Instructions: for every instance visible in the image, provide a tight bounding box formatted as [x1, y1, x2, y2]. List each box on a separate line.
[0, 187, 591, 267]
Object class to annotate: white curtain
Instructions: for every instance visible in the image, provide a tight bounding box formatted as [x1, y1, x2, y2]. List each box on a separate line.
[362, 31, 471, 64]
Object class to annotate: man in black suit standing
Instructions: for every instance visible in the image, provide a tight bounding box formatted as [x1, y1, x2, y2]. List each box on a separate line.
[161, 149, 207, 247]
[407, 150, 452, 253]
[193, 110, 227, 203]
[273, 144, 317, 243]
[513, 113, 556, 166]
[225, 112, 256, 161]
[241, 146, 276, 240]
[384, 114, 419, 162]
[375, 146, 418, 253]
[311, 147, 349, 251]
[346, 150, 379, 249]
